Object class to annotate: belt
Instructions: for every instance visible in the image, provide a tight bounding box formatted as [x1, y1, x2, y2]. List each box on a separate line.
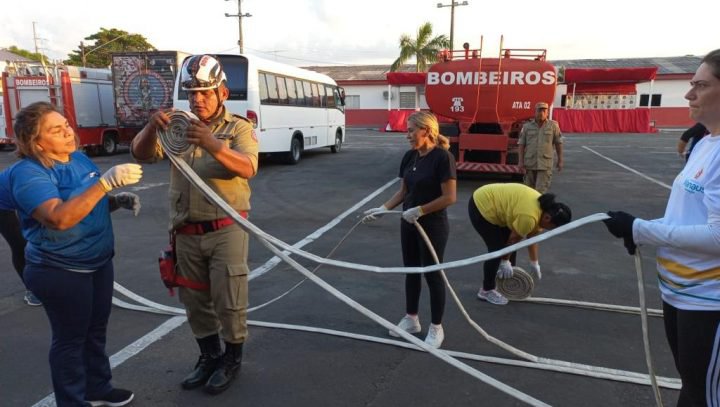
[175, 213, 247, 235]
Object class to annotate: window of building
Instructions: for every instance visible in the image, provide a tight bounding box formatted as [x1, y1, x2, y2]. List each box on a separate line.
[399, 91, 417, 109]
[345, 95, 360, 109]
[639, 94, 662, 107]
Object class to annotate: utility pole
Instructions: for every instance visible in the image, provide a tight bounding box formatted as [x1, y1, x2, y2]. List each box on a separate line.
[225, 0, 252, 54]
[32, 21, 47, 66]
[80, 41, 86, 67]
[437, 1, 469, 51]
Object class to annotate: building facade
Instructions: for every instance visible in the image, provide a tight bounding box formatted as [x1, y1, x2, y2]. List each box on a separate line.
[307, 55, 701, 130]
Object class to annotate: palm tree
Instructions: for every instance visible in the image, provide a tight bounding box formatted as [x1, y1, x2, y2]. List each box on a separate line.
[390, 22, 449, 73]
[390, 22, 449, 110]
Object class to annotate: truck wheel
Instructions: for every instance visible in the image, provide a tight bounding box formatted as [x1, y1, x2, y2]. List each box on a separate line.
[330, 131, 342, 153]
[102, 134, 117, 155]
[285, 137, 302, 165]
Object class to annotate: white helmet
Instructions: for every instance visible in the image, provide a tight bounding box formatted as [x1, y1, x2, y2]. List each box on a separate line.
[180, 55, 227, 91]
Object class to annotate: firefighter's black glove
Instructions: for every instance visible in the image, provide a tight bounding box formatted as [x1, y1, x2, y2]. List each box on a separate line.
[603, 211, 637, 255]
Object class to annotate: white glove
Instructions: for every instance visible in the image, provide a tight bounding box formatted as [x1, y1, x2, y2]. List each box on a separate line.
[402, 206, 424, 224]
[529, 261, 542, 280]
[497, 259, 514, 279]
[362, 205, 388, 223]
[114, 192, 141, 216]
[99, 164, 143, 192]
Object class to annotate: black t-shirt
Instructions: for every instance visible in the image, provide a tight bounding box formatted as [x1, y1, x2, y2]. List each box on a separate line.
[398, 147, 457, 215]
[680, 123, 707, 142]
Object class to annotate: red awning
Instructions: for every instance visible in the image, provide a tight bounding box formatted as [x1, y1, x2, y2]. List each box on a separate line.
[386, 72, 426, 85]
[564, 67, 657, 84]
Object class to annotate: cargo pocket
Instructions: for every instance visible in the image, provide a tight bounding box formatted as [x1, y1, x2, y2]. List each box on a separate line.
[226, 264, 249, 310]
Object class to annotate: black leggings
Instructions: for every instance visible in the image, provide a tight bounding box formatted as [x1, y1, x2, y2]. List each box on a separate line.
[468, 197, 516, 291]
[400, 214, 448, 325]
[0, 209, 26, 282]
[663, 301, 720, 406]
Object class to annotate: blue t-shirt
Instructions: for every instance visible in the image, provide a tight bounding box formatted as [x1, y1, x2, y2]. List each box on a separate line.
[11, 152, 114, 270]
[0, 164, 18, 211]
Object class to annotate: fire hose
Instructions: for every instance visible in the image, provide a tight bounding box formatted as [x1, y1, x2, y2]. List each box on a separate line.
[110, 111, 674, 406]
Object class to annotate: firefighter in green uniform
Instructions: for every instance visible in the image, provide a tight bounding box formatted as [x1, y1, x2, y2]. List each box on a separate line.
[518, 102, 563, 193]
[131, 54, 258, 395]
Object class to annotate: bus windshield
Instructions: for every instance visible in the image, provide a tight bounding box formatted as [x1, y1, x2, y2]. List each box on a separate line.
[177, 55, 248, 101]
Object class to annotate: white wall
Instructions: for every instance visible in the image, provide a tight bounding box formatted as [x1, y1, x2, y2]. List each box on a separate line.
[637, 79, 689, 107]
[343, 84, 428, 109]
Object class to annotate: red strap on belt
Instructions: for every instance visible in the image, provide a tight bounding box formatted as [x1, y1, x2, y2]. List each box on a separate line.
[174, 276, 210, 291]
[175, 213, 248, 235]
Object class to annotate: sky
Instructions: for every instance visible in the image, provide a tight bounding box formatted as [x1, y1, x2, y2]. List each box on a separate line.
[2, 0, 716, 67]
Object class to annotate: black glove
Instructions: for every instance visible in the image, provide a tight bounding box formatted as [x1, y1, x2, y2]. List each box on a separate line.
[623, 236, 637, 255]
[603, 211, 637, 255]
[603, 211, 636, 238]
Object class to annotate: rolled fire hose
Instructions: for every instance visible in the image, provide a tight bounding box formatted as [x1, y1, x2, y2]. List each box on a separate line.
[496, 267, 535, 300]
[116, 111, 672, 404]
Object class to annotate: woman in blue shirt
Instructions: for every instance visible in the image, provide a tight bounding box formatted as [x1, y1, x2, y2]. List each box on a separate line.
[10, 102, 143, 407]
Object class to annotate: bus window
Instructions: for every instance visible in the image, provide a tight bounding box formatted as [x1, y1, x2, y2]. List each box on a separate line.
[317, 85, 326, 107]
[295, 79, 306, 106]
[286, 78, 298, 105]
[325, 85, 336, 108]
[277, 76, 289, 105]
[311, 83, 321, 107]
[302, 81, 313, 106]
[258, 73, 269, 103]
[265, 73, 279, 104]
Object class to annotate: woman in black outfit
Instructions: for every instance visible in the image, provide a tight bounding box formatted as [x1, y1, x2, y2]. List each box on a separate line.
[0, 165, 40, 306]
[363, 111, 457, 348]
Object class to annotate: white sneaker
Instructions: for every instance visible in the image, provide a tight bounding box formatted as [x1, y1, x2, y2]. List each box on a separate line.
[388, 315, 421, 337]
[477, 289, 509, 305]
[424, 324, 444, 348]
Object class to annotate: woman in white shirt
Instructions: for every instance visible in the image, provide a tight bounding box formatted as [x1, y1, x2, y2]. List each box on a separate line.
[604, 48, 720, 407]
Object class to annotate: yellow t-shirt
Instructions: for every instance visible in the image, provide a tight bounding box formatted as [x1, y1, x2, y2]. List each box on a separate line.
[472, 183, 542, 237]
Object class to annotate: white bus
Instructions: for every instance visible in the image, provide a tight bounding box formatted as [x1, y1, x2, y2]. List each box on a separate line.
[174, 54, 346, 164]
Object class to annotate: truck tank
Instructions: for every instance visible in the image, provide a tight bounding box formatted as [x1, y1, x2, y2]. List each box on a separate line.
[425, 49, 557, 173]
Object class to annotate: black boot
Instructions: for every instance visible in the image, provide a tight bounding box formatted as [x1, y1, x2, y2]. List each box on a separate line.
[181, 334, 222, 390]
[204, 342, 243, 395]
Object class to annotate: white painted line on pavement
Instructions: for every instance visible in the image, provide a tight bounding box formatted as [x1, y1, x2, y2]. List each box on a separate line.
[248, 177, 399, 281]
[32, 316, 187, 407]
[582, 146, 672, 190]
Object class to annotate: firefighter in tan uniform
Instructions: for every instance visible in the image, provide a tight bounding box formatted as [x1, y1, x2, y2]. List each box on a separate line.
[518, 102, 563, 193]
[131, 55, 258, 395]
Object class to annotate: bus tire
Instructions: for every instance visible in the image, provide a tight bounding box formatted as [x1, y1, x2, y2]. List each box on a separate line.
[285, 137, 302, 165]
[330, 130, 342, 153]
[0, 144, 6, 151]
[102, 133, 118, 155]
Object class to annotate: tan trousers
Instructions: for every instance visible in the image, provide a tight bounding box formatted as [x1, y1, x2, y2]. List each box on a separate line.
[523, 170, 553, 193]
[176, 224, 249, 344]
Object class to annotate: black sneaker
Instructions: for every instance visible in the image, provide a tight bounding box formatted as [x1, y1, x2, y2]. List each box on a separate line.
[86, 388, 134, 406]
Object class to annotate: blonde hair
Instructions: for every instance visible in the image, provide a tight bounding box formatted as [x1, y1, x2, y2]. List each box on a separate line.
[14, 102, 78, 168]
[408, 111, 450, 150]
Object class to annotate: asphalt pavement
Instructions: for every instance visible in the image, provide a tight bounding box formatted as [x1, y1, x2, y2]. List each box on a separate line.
[0, 128, 687, 406]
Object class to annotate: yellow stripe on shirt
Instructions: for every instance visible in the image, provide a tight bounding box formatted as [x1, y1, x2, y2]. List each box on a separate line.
[658, 257, 720, 281]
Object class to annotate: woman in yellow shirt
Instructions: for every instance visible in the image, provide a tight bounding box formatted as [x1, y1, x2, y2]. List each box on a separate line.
[469, 183, 571, 305]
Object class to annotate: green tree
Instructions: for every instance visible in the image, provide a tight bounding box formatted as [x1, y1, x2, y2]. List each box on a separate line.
[5, 46, 50, 64]
[390, 22, 449, 73]
[65, 28, 156, 68]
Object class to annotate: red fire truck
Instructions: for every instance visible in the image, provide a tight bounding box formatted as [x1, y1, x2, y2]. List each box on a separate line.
[388, 44, 557, 174]
[1, 63, 134, 154]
